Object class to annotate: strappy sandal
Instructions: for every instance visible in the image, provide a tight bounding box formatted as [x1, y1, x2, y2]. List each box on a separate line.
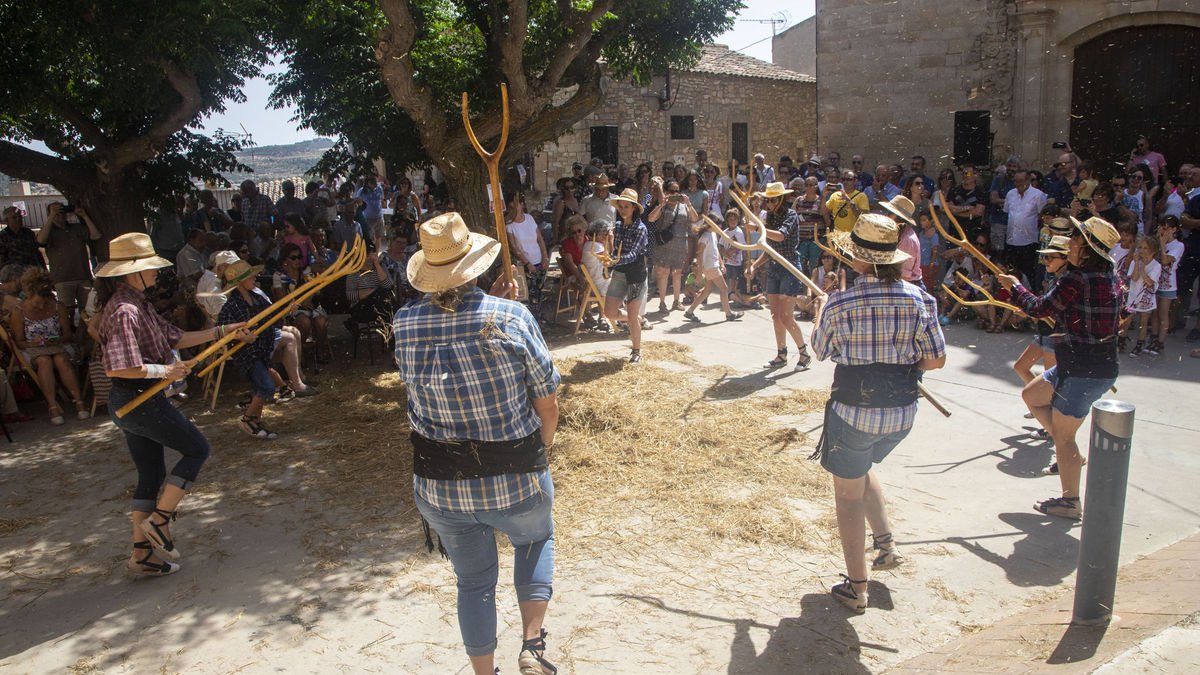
[794, 346, 813, 372]
[126, 541, 180, 577]
[48, 405, 65, 426]
[766, 347, 788, 368]
[869, 533, 904, 571]
[239, 415, 278, 440]
[831, 574, 868, 613]
[139, 508, 180, 560]
[74, 400, 91, 420]
[518, 628, 558, 675]
[1033, 496, 1082, 520]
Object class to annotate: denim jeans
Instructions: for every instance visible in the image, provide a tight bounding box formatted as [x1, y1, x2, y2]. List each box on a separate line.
[414, 471, 555, 657]
[109, 381, 211, 513]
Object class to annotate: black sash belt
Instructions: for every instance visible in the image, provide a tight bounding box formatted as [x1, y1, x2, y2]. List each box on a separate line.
[811, 363, 921, 461]
[411, 431, 546, 480]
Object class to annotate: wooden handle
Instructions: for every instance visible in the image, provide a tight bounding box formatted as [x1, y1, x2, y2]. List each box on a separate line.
[918, 382, 952, 417]
[722, 192, 826, 300]
[462, 83, 515, 298]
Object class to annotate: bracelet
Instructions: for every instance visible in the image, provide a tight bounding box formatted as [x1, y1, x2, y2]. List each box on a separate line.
[145, 363, 168, 379]
[217, 324, 226, 339]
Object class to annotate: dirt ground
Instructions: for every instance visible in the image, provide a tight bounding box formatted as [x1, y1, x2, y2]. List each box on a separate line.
[1, 315, 1196, 674]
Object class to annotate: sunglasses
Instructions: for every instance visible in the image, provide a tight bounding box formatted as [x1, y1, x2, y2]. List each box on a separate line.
[1127, 174, 1142, 180]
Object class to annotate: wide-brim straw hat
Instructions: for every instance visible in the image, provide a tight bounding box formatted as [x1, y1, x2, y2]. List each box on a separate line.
[222, 259, 264, 292]
[591, 174, 614, 188]
[879, 195, 917, 226]
[1070, 216, 1119, 263]
[1037, 235, 1071, 255]
[95, 233, 174, 278]
[755, 181, 794, 199]
[407, 212, 500, 293]
[608, 187, 643, 215]
[829, 212, 912, 265]
[1047, 217, 1073, 235]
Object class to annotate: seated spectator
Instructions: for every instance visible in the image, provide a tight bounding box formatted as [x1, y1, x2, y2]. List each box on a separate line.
[558, 215, 588, 291]
[345, 242, 396, 327]
[0, 263, 27, 314]
[273, 243, 330, 364]
[282, 213, 315, 262]
[175, 228, 208, 282]
[197, 250, 240, 325]
[9, 268, 87, 425]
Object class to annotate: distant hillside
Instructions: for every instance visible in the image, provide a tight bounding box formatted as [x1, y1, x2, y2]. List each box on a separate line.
[228, 137, 335, 183]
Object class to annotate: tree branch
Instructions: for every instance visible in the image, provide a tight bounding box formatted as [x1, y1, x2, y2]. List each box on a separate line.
[110, 60, 202, 169]
[506, 65, 605, 161]
[535, 0, 614, 99]
[0, 141, 88, 189]
[49, 102, 107, 151]
[497, 0, 530, 119]
[375, 0, 447, 152]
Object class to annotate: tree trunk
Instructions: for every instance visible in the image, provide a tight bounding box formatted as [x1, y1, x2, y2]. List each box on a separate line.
[437, 151, 497, 237]
[63, 170, 150, 259]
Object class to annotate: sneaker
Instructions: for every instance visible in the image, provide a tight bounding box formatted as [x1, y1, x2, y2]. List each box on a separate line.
[1129, 342, 1143, 357]
[276, 386, 297, 403]
[239, 415, 278, 440]
[726, 311, 744, 321]
[939, 314, 952, 326]
[628, 349, 641, 364]
[639, 317, 652, 331]
[1033, 496, 1081, 520]
[1144, 340, 1162, 356]
[683, 311, 701, 323]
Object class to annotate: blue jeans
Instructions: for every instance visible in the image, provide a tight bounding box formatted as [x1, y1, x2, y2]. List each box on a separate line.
[109, 381, 211, 513]
[243, 359, 276, 400]
[414, 472, 555, 657]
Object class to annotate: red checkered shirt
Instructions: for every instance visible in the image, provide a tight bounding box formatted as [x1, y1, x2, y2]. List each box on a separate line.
[99, 283, 183, 372]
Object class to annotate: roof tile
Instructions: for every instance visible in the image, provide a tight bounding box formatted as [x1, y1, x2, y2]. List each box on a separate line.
[686, 44, 815, 83]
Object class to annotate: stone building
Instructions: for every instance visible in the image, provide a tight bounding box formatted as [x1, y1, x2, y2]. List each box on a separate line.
[531, 45, 816, 194]
[802, 0, 1200, 175]
[772, 17, 815, 77]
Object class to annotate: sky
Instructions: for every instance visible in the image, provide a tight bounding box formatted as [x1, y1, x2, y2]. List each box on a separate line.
[201, 0, 816, 147]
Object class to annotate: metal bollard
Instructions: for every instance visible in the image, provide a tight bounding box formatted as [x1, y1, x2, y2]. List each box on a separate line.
[1072, 400, 1136, 626]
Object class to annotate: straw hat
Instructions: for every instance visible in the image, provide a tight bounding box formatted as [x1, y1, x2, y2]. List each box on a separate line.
[755, 181, 794, 199]
[95, 233, 174, 278]
[829, 213, 912, 265]
[406, 212, 500, 293]
[1047, 217, 1073, 235]
[222, 259, 264, 291]
[1070, 216, 1119, 263]
[608, 187, 643, 215]
[1037, 235, 1071, 255]
[879, 195, 917, 227]
[591, 174, 614, 188]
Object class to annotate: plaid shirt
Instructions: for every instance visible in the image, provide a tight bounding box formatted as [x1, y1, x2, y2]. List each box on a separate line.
[613, 217, 649, 265]
[240, 194, 275, 228]
[395, 287, 559, 512]
[218, 287, 280, 369]
[1011, 267, 1120, 378]
[764, 208, 802, 272]
[813, 276, 946, 434]
[99, 283, 183, 372]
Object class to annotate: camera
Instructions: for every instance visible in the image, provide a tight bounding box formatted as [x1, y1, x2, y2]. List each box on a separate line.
[1078, 198, 1091, 207]
[828, 183, 842, 190]
[1051, 141, 1068, 149]
[62, 204, 76, 213]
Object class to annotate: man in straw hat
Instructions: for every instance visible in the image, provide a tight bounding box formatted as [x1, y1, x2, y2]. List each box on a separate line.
[394, 212, 561, 675]
[746, 181, 814, 371]
[580, 173, 616, 232]
[811, 212, 947, 613]
[218, 259, 320, 441]
[998, 216, 1122, 521]
[94, 233, 250, 576]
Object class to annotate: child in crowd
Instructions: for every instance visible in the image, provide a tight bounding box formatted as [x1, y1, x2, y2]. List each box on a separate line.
[1110, 223, 1137, 271]
[1072, 161, 1097, 203]
[1123, 234, 1161, 356]
[1153, 216, 1184, 352]
[719, 209, 762, 309]
[916, 211, 942, 286]
[282, 213, 315, 263]
[683, 221, 743, 323]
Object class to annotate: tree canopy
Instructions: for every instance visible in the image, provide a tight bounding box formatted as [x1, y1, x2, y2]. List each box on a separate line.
[273, 0, 742, 227]
[0, 0, 275, 236]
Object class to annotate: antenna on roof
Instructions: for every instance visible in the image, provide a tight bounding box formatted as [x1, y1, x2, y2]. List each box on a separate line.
[734, 11, 791, 53]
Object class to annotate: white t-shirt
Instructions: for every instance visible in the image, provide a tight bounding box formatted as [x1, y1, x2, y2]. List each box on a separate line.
[581, 240, 610, 295]
[1159, 239, 1185, 293]
[698, 230, 721, 271]
[1111, 243, 1132, 271]
[1163, 191, 1185, 219]
[508, 214, 542, 266]
[1125, 258, 1161, 313]
[720, 227, 745, 267]
[196, 270, 226, 322]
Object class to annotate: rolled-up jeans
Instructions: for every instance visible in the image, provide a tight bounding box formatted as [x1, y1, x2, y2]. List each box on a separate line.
[109, 380, 211, 513]
[414, 470, 555, 657]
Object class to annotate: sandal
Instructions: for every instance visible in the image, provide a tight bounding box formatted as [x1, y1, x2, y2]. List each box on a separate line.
[139, 508, 180, 560]
[794, 346, 812, 372]
[671, 300, 683, 311]
[239, 415, 278, 440]
[518, 628, 558, 675]
[126, 541, 180, 577]
[1033, 496, 1082, 520]
[869, 533, 904, 571]
[766, 347, 788, 369]
[831, 574, 868, 613]
[74, 400, 91, 420]
[47, 405, 65, 426]
[628, 349, 641, 364]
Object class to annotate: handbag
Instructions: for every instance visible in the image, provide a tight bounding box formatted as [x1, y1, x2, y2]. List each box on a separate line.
[11, 369, 37, 402]
[653, 208, 681, 247]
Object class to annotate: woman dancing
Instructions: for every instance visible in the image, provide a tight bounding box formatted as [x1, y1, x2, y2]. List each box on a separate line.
[605, 188, 651, 363]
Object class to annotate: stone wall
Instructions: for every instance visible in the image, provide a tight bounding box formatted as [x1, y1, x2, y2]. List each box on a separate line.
[773, 17, 816, 77]
[533, 71, 816, 194]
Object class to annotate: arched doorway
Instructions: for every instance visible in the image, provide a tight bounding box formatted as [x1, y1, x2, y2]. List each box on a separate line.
[1070, 24, 1200, 178]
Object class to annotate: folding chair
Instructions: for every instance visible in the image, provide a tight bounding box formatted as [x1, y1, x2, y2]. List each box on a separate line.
[574, 267, 605, 336]
[0, 323, 53, 404]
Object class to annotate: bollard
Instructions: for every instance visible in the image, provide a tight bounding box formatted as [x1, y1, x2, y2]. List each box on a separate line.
[1072, 399, 1135, 626]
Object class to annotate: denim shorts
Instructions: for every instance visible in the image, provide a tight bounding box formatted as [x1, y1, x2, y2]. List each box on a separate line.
[724, 264, 746, 295]
[766, 268, 802, 296]
[1157, 289, 1177, 300]
[243, 359, 277, 400]
[1042, 366, 1116, 419]
[606, 269, 647, 305]
[820, 408, 912, 479]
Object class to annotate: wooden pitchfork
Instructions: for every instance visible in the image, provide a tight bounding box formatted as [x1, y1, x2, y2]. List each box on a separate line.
[462, 83, 516, 299]
[115, 239, 361, 418]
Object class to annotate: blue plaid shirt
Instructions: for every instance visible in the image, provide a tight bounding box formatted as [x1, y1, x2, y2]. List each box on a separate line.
[395, 287, 560, 511]
[613, 217, 649, 264]
[217, 287, 281, 370]
[812, 276, 945, 434]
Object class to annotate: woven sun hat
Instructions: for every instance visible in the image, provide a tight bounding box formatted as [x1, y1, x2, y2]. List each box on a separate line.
[1037, 235, 1071, 255]
[1069, 216, 1119, 263]
[406, 212, 500, 293]
[879, 194, 917, 227]
[95, 233, 174, 278]
[755, 181, 794, 199]
[591, 173, 614, 188]
[1047, 217, 1073, 236]
[608, 187, 643, 215]
[221, 259, 265, 292]
[829, 213, 912, 265]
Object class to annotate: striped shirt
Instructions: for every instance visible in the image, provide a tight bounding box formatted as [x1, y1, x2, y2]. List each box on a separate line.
[395, 287, 560, 512]
[812, 276, 945, 434]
